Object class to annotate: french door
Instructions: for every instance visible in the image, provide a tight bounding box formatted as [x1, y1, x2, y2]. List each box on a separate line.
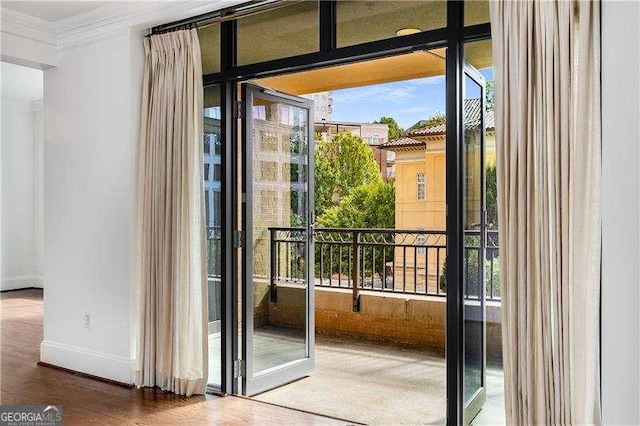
[461, 63, 488, 423]
[240, 83, 315, 396]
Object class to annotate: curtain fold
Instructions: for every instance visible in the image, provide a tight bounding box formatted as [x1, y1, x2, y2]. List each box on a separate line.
[490, 1, 601, 424]
[134, 28, 208, 396]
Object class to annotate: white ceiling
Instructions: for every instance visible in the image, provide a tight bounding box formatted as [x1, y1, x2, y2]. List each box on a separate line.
[1, 61, 43, 101]
[1, 1, 110, 22]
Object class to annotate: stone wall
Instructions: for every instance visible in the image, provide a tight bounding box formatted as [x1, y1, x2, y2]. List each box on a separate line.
[258, 282, 503, 357]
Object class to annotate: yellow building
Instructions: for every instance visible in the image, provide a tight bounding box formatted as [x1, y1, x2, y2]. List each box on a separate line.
[382, 99, 495, 292]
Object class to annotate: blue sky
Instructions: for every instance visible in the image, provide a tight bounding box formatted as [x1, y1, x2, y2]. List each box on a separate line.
[331, 68, 493, 130]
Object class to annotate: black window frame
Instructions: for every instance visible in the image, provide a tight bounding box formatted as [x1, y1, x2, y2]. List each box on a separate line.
[151, 2, 491, 424]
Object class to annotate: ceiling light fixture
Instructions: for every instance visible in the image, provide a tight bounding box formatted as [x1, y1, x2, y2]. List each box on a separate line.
[396, 28, 422, 37]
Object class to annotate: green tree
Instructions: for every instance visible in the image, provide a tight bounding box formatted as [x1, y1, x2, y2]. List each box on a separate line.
[374, 116, 404, 140]
[317, 181, 395, 229]
[314, 132, 382, 217]
[423, 111, 446, 127]
[486, 162, 498, 230]
[406, 111, 447, 133]
[486, 80, 494, 110]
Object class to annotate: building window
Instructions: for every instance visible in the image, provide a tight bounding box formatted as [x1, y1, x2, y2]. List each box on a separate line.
[205, 190, 211, 227]
[213, 134, 222, 156]
[204, 133, 211, 154]
[204, 164, 210, 180]
[213, 164, 222, 182]
[417, 173, 426, 201]
[213, 190, 222, 227]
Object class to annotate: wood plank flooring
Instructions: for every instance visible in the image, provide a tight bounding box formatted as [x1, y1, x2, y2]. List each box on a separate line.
[0, 289, 344, 425]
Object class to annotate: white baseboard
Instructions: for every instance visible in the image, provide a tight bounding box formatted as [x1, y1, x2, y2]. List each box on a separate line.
[1, 276, 44, 290]
[40, 340, 132, 384]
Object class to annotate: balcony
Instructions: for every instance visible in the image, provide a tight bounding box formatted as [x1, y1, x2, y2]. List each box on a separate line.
[265, 227, 501, 354]
[206, 226, 504, 423]
[205, 225, 502, 358]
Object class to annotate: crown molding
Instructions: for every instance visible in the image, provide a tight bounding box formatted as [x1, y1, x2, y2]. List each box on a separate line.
[0, 8, 56, 46]
[2, 1, 245, 53]
[55, 1, 243, 50]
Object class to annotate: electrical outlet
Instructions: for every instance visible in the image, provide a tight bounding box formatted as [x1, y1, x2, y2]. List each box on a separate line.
[84, 312, 91, 329]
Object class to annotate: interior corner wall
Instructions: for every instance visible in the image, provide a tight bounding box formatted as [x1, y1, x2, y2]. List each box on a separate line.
[41, 30, 143, 384]
[1, 99, 43, 290]
[602, 1, 640, 424]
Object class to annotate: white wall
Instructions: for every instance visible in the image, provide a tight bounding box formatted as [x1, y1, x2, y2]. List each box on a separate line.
[602, 1, 640, 424]
[40, 31, 142, 383]
[33, 0, 243, 387]
[1, 62, 44, 290]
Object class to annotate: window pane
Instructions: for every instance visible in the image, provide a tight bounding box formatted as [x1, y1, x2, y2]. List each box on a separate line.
[417, 172, 426, 200]
[198, 22, 221, 74]
[336, 1, 446, 48]
[465, 0, 490, 27]
[203, 85, 223, 389]
[237, 2, 319, 66]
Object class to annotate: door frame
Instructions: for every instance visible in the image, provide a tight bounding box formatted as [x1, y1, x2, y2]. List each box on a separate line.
[153, 1, 493, 423]
[240, 83, 316, 396]
[461, 61, 488, 424]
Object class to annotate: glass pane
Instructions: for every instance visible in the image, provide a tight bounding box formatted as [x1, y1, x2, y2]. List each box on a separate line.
[465, 0, 490, 27]
[237, 2, 319, 66]
[463, 73, 484, 403]
[204, 85, 223, 387]
[336, 0, 446, 48]
[251, 95, 309, 374]
[198, 22, 221, 74]
[464, 39, 504, 425]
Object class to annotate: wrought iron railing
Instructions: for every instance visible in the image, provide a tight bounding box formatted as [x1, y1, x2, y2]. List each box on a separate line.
[269, 227, 501, 312]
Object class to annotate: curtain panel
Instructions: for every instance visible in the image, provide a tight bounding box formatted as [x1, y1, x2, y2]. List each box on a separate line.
[490, 1, 601, 424]
[134, 28, 208, 396]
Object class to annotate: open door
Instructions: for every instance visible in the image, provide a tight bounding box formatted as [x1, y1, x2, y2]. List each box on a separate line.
[240, 83, 315, 396]
[462, 63, 487, 423]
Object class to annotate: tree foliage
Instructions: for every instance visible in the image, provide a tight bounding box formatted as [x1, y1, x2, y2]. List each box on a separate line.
[486, 80, 494, 110]
[314, 132, 381, 217]
[374, 116, 404, 140]
[317, 181, 395, 229]
[486, 162, 498, 230]
[406, 111, 447, 133]
[423, 111, 446, 127]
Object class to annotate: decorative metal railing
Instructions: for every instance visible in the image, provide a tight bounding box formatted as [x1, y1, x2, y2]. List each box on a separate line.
[268, 227, 501, 312]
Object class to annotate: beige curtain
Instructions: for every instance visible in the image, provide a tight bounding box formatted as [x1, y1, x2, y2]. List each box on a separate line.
[490, 1, 601, 424]
[134, 28, 208, 396]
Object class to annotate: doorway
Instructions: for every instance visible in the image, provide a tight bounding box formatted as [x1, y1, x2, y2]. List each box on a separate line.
[180, 1, 497, 423]
[221, 47, 494, 423]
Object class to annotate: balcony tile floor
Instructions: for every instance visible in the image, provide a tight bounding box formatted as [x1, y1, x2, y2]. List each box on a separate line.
[210, 330, 505, 425]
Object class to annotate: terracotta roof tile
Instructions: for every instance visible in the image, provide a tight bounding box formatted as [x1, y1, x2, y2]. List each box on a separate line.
[381, 136, 425, 148]
[404, 99, 495, 138]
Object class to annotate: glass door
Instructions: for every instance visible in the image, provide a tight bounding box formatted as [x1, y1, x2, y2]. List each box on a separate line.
[240, 83, 315, 396]
[462, 63, 487, 423]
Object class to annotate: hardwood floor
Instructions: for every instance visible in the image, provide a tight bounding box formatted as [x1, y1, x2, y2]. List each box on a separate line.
[0, 289, 344, 425]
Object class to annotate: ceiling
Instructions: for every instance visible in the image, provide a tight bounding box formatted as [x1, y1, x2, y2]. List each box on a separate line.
[252, 40, 492, 96]
[255, 49, 448, 95]
[1, 1, 110, 22]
